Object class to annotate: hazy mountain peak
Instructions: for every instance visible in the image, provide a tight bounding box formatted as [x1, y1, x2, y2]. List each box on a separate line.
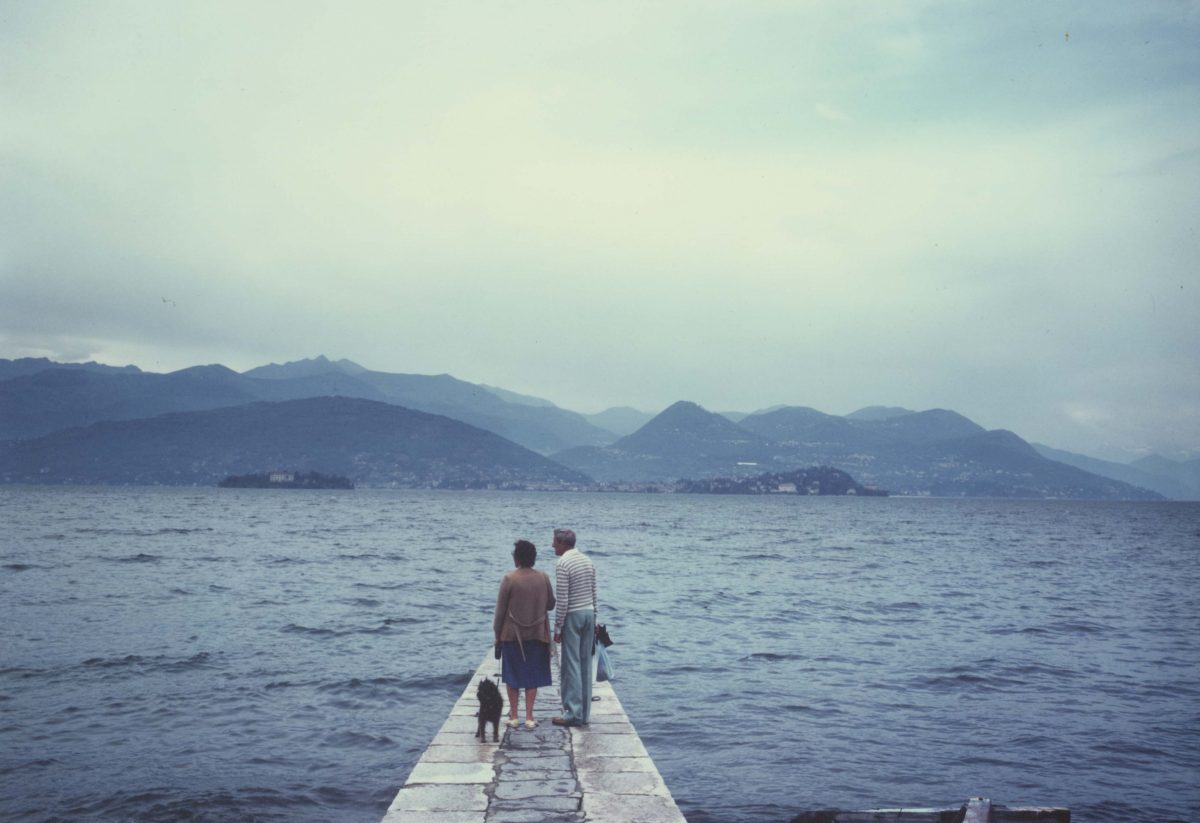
[736, 404, 853, 442]
[914, 408, 983, 426]
[242, 356, 364, 380]
[846, 405, 916, 421]
[648, 400, 727, 427]
[583, 406, 654, 437]
[749, 405, 835, 421]
[622, 400, 763, 445]
[861, 408, 985, 442]
[168, 364, 239, 377]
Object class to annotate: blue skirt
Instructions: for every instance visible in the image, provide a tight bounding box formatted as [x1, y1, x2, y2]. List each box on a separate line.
[501, 640, 552, 689]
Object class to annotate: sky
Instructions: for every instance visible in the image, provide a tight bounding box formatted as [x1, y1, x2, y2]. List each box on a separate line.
[1, 2, 1198, 461]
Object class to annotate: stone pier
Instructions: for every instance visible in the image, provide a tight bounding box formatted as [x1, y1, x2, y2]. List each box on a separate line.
[382, 650, 687, 823]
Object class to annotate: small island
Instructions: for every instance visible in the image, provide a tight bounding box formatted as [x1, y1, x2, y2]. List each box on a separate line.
[678, 466, 887, 496]
[218, 470, 354, 489]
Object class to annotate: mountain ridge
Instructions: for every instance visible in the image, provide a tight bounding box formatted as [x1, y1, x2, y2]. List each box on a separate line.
[0, 396, 590, 488]
[0, 357, 143, 381]
[0, 356, 1181, 498]
[1033, 444, 1199, 500]
[0, 357, 613, 454]
[554, 401, 1162, 499]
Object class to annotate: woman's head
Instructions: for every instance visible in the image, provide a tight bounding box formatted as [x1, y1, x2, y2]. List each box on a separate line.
[512, 539, 537, 568]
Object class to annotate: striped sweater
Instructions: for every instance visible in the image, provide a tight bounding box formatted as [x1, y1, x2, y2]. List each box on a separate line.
[554, 548, 597, 634]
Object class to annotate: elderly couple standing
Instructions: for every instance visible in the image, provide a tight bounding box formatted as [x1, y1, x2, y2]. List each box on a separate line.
[492, 527, 597, 729]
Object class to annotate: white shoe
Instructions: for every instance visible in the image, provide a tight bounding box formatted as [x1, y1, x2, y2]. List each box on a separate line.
[505, 717, 520, 728]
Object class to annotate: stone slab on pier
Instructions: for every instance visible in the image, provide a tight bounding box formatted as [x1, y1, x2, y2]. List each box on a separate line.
[383, 651, 686, 823]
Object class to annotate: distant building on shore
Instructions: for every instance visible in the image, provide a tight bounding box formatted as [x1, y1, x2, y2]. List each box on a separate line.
[220, 471, 353, 489]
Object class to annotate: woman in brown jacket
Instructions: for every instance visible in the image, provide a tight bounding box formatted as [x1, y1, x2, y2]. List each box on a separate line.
[494, 539, 556, 728]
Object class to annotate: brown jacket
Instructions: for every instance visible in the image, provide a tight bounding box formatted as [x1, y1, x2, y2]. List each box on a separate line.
[493, 568, 556, 644]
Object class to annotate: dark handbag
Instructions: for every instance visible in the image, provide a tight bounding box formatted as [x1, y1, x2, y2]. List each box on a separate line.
[494, 641, 502, 660]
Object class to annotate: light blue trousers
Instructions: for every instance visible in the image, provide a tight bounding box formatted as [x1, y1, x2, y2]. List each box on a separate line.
[559, 609, 595, 725]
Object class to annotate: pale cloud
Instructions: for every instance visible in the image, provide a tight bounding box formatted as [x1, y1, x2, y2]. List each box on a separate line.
[814, 102, 851, 123]
[1, 1, 1197, 457]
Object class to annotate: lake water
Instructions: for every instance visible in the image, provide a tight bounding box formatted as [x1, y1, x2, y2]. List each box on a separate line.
[1, 488, 1197, 823]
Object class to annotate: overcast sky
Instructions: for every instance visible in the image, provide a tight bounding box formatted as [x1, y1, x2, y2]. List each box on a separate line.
[2, 2, 1197, 460]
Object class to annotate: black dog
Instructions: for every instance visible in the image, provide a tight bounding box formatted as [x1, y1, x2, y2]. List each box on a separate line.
[595, 624, 614, 648]
[475, 677, 503, 742]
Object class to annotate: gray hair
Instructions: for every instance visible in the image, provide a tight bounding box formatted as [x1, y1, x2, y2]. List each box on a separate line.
[553, 528, 576, 548]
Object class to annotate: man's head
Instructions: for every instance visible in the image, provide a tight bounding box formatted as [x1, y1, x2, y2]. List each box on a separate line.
[552, 527, 576, 556]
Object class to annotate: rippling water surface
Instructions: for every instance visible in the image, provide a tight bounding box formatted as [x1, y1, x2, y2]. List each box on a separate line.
[1, 488, 1197, 822]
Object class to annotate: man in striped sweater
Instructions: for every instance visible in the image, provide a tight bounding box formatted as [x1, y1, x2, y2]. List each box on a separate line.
[551, 527, 597, 727]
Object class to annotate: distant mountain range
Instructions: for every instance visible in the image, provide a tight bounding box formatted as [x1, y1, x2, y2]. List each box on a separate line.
[0, 357, 144, 381]
[0, 356, 1187, 499]
[0, 355, 612, 454]
[0, 396, 587, 488]
[1032, 443, 1200, 501]
[554, 401, 1163, 500]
